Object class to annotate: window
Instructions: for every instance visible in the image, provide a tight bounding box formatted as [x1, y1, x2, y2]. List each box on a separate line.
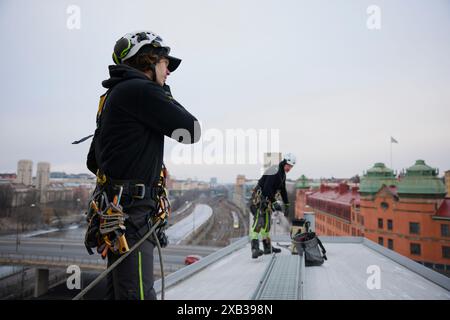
[388, 239, 394, 250]
[387, 219, 393, 231]
[378, 237, 384, 246]
[410, 243, 421, 255]
[378, 218, 383, 229]
[409, 222, 420, 235]
[443, 246, 450, 259]
[381, 202, 389, 210]
[441, 224, 450, 237]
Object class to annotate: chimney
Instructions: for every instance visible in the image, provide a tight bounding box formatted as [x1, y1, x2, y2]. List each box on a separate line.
[338, 183, 349, 194]
[320, 184, 326, 193]
[446, 170, 450, 197]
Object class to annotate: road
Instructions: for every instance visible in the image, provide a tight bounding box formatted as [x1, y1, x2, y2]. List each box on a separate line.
[166, 204, 213, 244]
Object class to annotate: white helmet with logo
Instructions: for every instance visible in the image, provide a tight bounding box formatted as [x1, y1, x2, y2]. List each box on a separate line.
[112, 31, 181, 72]
[283, 153, 296, 166]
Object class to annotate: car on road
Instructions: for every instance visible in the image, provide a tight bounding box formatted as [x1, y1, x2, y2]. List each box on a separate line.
[184, 254, 202, 265]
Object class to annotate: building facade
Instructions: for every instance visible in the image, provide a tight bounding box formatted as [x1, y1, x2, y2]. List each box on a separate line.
[36, 162, 50, 190]
[296, 160, 450, 274]
[15, 160, 33, 186]
[263, 152, 281, 174]
[361, 160, 450, 273]
[305, 182, 363, 237]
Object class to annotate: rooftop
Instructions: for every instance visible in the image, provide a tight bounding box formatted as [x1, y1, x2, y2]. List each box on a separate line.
[307, 184, 360, 207]
[155, 235, 450, 300]
[435, 198, 450, 220]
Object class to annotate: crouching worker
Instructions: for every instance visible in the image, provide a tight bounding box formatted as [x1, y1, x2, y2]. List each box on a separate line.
[249, 153, 296, 258]
[85, 31, 200, 299]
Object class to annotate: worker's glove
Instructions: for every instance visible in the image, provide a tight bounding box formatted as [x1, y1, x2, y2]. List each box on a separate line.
[284, 203, 290, 217]
[155, 229, 168, 248]
[150, 214, 169, 248]
[272, 201, 282, 212]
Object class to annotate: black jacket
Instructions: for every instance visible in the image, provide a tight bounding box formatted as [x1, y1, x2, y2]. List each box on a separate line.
[257, 160, 289, 204]
[87, 64, 200, 186]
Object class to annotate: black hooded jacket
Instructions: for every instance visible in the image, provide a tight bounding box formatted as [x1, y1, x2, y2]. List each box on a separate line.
[257, 160, 289, 204]
[87, 64, 200, 187]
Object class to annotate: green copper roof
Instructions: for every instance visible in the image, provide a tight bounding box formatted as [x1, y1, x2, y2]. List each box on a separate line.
[397, 160, 446, 196]
[295, 175, 310, 189]
[359, 163, 397, 195]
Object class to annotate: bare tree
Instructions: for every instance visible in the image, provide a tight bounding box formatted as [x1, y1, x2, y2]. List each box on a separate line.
[0, 184, 13, 217]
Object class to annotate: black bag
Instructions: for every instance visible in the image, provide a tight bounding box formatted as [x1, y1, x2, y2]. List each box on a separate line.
[293, 232, 327, 266]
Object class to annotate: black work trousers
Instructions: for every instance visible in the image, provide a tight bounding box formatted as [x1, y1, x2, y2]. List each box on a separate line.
[105, 195, 157, 300]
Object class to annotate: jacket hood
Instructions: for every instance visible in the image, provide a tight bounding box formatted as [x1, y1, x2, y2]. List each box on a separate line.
[102, 64, 149, 89]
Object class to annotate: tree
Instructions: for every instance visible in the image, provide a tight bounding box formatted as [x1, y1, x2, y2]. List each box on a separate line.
[0, 184, 13, 217]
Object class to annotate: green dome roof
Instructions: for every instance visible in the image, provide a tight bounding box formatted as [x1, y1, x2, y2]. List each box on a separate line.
[397, 160, 446, 197]
[295, 175, 310, 189]
[360, 163, 397, 195]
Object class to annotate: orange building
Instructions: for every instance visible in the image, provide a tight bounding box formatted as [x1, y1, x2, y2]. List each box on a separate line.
[360, 160, 450, 274]
[295, 160, 450, 275]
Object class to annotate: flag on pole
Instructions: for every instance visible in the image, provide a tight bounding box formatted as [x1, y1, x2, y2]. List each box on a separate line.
[390, 136, 398, 144]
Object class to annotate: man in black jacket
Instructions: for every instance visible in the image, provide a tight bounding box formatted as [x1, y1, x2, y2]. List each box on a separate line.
[86, 31, 200, 299]
[249, 153, 296, 258]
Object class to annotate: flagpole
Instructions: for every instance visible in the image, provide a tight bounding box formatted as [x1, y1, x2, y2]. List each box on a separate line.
[390, 139, 392, 169]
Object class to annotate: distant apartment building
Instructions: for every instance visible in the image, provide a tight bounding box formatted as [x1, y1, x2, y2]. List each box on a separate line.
[41, 182, 75, 203]
[263, 152, 281, 173]
[296, 160, 450, 274]
[169, 178, 210, 195]
[0, 173, 17, 183]
[233, 175, 247, 210]
[15, 160, 33, 186]
[36, 162, 50, 190]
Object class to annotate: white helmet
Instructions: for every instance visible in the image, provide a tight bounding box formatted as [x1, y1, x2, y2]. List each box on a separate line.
[283, 153, 296, 166]
[112, 31, 181, 72]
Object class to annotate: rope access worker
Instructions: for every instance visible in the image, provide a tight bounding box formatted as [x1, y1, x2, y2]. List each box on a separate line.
[249, 153, 296, 258]
[86, 31, 200, 299]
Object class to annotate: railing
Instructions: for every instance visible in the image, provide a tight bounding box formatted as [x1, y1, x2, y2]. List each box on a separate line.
[0, 252, 106, 269]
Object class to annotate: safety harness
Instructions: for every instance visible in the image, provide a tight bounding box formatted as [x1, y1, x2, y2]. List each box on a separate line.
[74, 91, 170, 300]
[83, 92, 171, 259]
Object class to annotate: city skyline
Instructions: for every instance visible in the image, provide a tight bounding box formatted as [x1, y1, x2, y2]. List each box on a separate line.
[1, 157, 448, 185]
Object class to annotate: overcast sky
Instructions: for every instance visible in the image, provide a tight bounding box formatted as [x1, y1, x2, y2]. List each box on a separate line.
[1, 0, 449, 183]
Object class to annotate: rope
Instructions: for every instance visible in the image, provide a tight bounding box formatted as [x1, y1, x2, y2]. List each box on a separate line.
[153, 229, 165, 300]
[73, 219, 162, 300]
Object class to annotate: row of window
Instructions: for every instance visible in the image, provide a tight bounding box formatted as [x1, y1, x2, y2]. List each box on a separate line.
[316, 222, 361, 236]
[377, 237, 450, 258]
[306, 198, 351, 221]
[377, 220, 450, 237]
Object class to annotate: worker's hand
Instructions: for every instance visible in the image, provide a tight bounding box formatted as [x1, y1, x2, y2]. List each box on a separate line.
[284, 203, 290, 217]
[272, 201, 282, 212]
[155, 229, 168, 248]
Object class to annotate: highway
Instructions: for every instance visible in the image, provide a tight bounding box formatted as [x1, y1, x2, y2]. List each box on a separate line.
[166, 204, 213, 244]
[0, 203, 217, 278]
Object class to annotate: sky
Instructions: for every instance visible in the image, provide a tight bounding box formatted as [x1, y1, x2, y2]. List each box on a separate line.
[0, 0, 449, 183]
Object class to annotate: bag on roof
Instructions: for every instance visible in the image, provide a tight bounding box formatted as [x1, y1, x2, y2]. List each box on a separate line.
[293, 231, 327, 266]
